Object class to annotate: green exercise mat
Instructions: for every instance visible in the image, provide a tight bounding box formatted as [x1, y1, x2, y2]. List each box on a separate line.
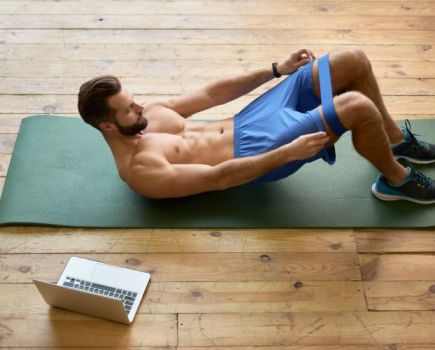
[1, 115, 434, 228]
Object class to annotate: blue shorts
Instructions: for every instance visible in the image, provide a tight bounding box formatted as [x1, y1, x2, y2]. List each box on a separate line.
[234, 54, 347, 184]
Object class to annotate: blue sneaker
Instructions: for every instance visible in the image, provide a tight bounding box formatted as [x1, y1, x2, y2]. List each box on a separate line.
[392, 119, 435, 164]
[371, 167, 435, 204]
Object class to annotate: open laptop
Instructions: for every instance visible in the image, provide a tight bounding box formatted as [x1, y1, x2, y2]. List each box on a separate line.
[34, 256, 151, 325]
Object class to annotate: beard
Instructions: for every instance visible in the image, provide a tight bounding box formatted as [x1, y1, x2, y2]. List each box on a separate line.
[115, 113, 148, 136]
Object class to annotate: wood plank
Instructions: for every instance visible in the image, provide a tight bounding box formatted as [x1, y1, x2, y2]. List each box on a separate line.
[6, 59, 431, 79]
[0, 253, 361, 283]
[0, 314, 176, 347]
[0, 154, 10, 176]
[0, 348, 173, 350]
[1, 15, 435, 31]
[0, 347, 431, 350]
[2, 77, 435, 96]
[2, 59, 435, 79]
[0, 228, 356, 253]
[360, 254, 435, 281]
[1, 29, 434, 45]
[178, 312, 435, 346]
[0, 281, 366, 314]
[0, 134, 15, 154]
[2, 44, 434, 62]
[1, 1, 434, 16]
[356, 230, 435, 253]
[177, 346, 435, 350]
[364, 281, 435, 311]
[0, 348, 174, 350]
[1, 95, 435, 116]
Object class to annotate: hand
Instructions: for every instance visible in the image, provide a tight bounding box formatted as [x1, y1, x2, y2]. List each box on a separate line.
[288, 131, 330, 161]
[277, 48, 315, 76]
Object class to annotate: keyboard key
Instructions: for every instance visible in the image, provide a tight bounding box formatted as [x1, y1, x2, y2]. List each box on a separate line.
[85, 282, 91, 287]
[114, 293, 119, 298]
[124, 296, 135, 302]
[104, 291, 109, 296]
[125, 301, 133, 306]
[132, 292, 137, 297]
[116, 289, 122, 294]
[109, 293, 114, 297]
[84, 287, 89, 291]
[127, 291, 132, 297]
[63, 282, 74, 287]
[91, 283, 115, 293]
[90, 288, 94, 292]
[80, 281, 85, 285]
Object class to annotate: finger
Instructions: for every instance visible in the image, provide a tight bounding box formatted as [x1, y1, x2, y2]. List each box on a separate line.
[296, 48, 310, 59]
[307, 131, 328, 139]
[307, 49, 316, 59]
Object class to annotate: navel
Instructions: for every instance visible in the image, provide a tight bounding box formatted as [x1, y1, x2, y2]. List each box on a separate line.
[220, 127, 224, 134]
[175, 146, 180, 154]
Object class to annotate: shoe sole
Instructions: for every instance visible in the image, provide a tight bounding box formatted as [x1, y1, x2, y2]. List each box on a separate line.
[394, 155, 435, 164]
[371, 184, 435, 205]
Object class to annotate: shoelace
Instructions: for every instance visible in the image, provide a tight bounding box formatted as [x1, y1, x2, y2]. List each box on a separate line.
[413, 171, 433, 188]
[403, 119, 423, 148]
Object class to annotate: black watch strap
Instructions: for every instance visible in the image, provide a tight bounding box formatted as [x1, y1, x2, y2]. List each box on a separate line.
[272, 62, 281, 78]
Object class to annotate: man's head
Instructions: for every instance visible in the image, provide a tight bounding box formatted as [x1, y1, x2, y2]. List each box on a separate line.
[78, 75, 147, 136]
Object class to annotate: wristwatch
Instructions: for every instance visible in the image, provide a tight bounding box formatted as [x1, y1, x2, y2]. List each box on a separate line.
[272, 62, 281, 78]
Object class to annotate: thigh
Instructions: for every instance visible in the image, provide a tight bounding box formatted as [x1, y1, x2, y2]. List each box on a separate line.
[311, 47, 362, 99]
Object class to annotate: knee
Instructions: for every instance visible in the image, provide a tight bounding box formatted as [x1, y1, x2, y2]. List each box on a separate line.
[340, 46, 372, 77]
[337, 91, 381, 127]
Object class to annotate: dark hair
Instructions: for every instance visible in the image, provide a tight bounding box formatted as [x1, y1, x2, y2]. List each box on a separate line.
[77, 75, 121, 130]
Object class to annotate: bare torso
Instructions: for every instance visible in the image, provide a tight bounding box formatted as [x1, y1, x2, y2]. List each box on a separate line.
[111, 104, 235, 180]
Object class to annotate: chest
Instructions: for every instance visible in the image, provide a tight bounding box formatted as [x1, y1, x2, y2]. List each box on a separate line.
[145, 107, 185, 134]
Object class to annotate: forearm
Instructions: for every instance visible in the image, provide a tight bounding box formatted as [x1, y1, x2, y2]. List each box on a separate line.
[206, 66, 276, 105]
[214, 143, 296, 190]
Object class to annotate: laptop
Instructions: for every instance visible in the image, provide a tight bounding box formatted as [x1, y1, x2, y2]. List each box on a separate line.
[33, 256, 151, 325]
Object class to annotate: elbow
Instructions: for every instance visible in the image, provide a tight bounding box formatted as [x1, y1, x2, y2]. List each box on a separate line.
[212, 166, 233, 191]
[206, 87, 225, 107]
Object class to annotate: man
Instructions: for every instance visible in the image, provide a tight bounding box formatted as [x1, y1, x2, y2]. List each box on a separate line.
[78, 46, 435, 203]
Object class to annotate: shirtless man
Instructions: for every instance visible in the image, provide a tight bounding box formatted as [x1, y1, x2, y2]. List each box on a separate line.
[78, 46, 435, 203]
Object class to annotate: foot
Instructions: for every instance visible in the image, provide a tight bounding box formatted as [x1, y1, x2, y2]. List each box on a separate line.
[392, 119, 435, 164]
[372, 166, 435, 204]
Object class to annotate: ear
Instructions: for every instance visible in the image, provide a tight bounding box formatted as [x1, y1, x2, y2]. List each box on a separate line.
[98, 121, 115, 132]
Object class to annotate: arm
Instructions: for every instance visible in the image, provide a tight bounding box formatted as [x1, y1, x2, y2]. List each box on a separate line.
[127, 131, 328, 199]
[151, 48, 315, 118]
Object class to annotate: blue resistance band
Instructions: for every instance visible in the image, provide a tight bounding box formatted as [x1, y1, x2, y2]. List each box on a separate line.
[318, 55, 347, 136]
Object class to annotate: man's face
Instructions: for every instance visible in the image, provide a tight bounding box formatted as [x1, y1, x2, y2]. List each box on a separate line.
[107, 88, 148, 136]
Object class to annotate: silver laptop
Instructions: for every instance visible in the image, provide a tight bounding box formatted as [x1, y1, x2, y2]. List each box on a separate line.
[34, 256, 151, 325]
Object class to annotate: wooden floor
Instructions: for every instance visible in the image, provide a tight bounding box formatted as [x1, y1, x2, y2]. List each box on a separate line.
[1, 0, 435, 348]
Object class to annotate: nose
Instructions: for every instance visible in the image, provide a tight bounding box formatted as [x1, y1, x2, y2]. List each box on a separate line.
[133, 103, 144, 113]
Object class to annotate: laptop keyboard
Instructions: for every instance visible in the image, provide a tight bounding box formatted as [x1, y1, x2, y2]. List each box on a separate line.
[62, 276, 137, 314]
